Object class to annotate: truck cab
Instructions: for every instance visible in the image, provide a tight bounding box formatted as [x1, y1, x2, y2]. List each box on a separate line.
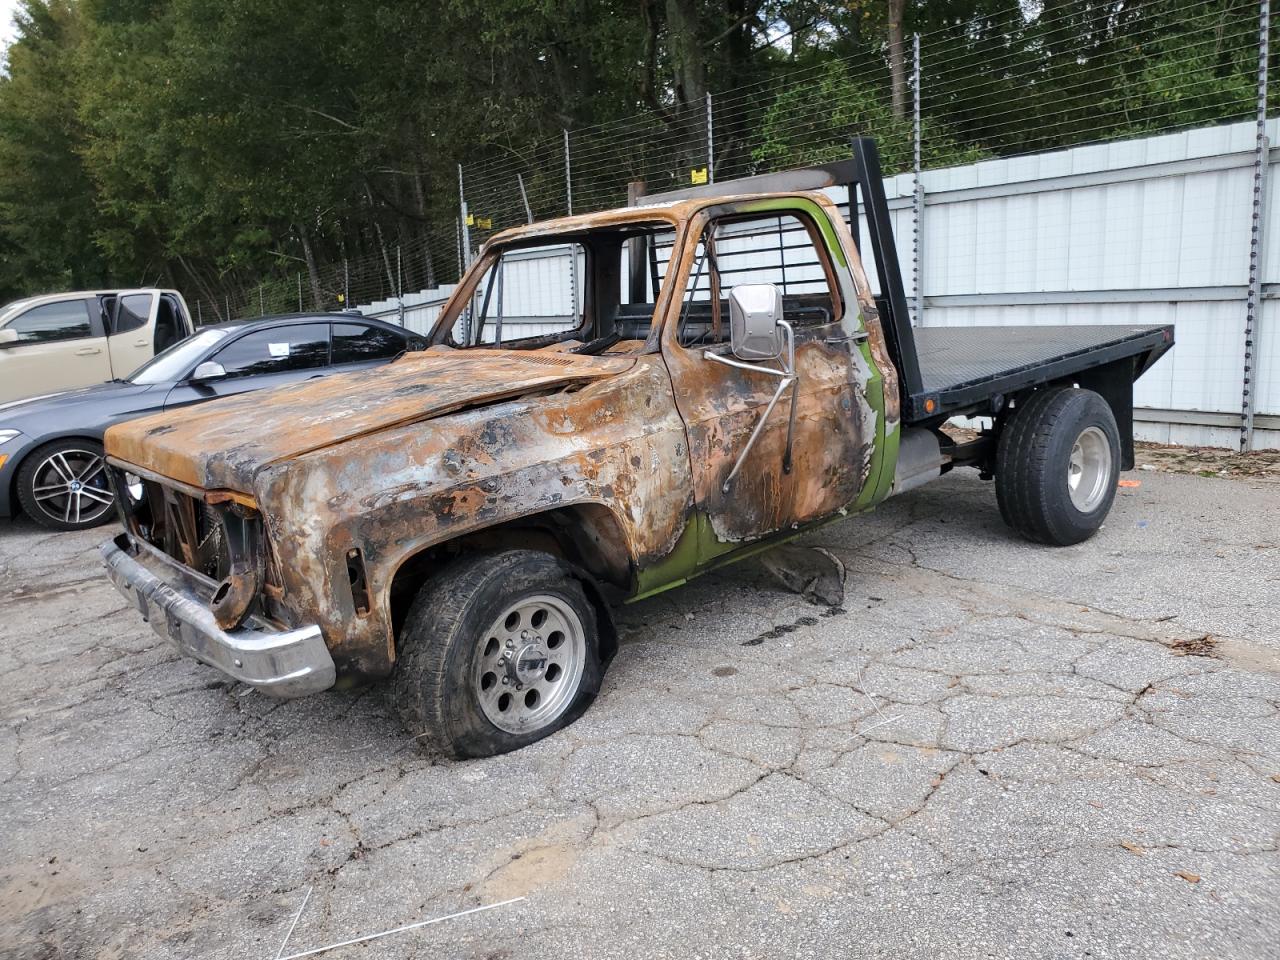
[0, 289, 193, 404]
[97, 141, 1172, 759]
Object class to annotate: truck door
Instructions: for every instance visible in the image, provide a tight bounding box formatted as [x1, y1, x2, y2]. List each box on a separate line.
[662, 200, 883, 566]
[106, 289, 159, 378]
[0, 297, 111, 404]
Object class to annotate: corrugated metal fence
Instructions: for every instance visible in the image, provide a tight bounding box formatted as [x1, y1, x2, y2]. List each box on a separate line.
[360, 118, 1279, 451]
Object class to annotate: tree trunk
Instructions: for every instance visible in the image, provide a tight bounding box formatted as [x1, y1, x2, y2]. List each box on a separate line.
[665, 0, 708, 177]
[364, 184, 396, 297]
[887, 0, 907, 121]
[411, 160, 436, 288]
[296, 221, 324, 310]
[176, 255, 224, 323]
[665, 0, 706, 108]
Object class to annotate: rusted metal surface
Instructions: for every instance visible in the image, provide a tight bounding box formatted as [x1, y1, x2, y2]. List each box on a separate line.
[103, 190, 900, 682]
[105, 351, 637, 492]
[210, 561, 259, 630]
[252, 355, 694, 676]
[208, 505, 264, 630]
[653, 198, 882, 553]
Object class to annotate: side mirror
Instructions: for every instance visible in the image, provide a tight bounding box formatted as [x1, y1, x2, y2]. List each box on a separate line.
[728, 284, 784, 361]
[0, 328, 18, 347]
[190, 360, 226, 382]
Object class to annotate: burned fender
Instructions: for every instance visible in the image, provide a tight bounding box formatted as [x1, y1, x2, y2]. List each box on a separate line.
[251, 356, 694, 679]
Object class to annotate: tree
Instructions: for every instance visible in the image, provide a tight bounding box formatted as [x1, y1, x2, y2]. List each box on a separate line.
[0, 1, 106, 300]
[0, 0, 1263, 310]
[886, 0, 907, 119]
[752, 59, 984, 172]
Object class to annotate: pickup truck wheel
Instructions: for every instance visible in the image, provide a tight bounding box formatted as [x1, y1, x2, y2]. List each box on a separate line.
[391, 550, 603, 758]
[16, 438, 116, 532]
[995, 386, 1120, 546]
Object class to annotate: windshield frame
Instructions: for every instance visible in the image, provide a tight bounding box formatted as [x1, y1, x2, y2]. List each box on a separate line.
[127, 327, 234, 384]
[428, 213, 684, 355]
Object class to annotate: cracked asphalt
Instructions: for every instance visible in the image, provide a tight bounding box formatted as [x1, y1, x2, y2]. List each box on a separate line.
[2, 469, 1278, 960]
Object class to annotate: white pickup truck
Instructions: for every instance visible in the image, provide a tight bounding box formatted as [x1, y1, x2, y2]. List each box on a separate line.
[0, 289, 194, 405]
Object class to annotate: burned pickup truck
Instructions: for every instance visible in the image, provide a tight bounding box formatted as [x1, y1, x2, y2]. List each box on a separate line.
[99, 140, 1172, 757]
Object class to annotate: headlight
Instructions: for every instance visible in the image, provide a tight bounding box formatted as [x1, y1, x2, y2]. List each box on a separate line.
[0, 429, 19, 446]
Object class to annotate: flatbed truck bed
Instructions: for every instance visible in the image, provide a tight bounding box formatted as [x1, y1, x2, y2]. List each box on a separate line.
[914, 323, 1170, 415]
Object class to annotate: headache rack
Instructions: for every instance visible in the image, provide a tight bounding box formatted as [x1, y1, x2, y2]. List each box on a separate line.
[640, 138, 1173, 425]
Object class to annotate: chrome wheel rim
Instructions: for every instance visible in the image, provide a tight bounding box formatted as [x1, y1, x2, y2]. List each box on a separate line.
[474, 594, 586, 735]
[31, 448, 114, 526]
[1067, 426, 1111, 513]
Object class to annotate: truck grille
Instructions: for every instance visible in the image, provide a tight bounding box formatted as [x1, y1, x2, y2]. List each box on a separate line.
[110, 466, 288, 628]
[121, 475, 229, 579]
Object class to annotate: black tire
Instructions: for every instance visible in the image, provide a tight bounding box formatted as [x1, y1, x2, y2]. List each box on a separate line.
[995, 386, 1121, 546]
[16, 438, 116, 532]
[390, 549, 604, 758]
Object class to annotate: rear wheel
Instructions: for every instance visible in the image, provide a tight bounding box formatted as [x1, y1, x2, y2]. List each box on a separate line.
[16, 438, 116, 532]
[995, 386, 1121, 546]
[390, 550, 604, 758]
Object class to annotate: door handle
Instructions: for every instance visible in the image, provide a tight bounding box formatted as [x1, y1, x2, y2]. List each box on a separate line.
[133, 338, 148, 347]
[75, 347, 102, 356]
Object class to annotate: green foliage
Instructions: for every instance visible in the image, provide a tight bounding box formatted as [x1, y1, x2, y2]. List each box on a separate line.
[0, 0, 1265, 310]
[0, 1, 106, 301]
[752, 61, 987, 172]
[1106, 34, 1257, 135]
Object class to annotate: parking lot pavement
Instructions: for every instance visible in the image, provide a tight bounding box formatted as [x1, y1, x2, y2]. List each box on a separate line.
[1, 468, 1277, 960]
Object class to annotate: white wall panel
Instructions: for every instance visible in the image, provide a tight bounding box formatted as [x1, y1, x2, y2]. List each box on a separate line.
[1256, 299, 1280, 416]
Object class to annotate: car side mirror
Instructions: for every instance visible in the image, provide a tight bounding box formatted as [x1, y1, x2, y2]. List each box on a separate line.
[728, 284, 784, 361]
[0, 328, 18, 347]
[190, 360, 226, 382]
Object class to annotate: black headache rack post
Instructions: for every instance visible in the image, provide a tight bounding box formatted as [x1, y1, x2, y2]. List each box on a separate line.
[637, 138, 926, 419]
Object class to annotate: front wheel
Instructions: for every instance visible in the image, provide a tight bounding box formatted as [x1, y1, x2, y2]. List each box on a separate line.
[16, 438, 116, 532]
[390, 550, 604, 758]
[995, 386, 1121, 546]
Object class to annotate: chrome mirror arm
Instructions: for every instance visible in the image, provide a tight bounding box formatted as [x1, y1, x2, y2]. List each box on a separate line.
[703, 350, 786, 378]
[779, 320, 797, 474]
[703, 320, 798, 492]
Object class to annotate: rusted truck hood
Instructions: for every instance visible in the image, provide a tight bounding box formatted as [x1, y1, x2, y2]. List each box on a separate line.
[105, 349, 636, 492]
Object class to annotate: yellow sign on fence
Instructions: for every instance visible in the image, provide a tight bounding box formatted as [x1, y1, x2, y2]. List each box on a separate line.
[690, 167, 709, 185]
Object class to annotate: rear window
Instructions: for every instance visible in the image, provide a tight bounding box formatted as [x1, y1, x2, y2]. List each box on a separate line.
[332, 323, 405, 363]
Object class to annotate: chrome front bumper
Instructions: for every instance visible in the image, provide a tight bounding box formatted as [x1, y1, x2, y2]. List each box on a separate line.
[100, 535, 336, 698]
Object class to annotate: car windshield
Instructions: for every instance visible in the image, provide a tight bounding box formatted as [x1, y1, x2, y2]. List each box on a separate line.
[128, 328, 232, 384]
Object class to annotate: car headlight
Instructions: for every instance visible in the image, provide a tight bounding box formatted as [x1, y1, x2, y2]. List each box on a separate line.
[0, 429, 19, 446]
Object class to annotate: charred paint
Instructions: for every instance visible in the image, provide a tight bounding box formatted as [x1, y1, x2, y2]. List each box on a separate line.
[245, 355, 695, 676]
[105, 351, 637, 492]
